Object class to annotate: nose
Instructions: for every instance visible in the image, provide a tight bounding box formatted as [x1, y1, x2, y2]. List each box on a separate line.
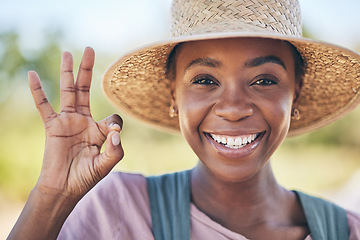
[213, 87, 254, 121]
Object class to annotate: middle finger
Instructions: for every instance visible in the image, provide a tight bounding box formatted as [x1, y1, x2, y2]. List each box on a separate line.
[75, 47, 95, 116]
[60, 51, 76, 113]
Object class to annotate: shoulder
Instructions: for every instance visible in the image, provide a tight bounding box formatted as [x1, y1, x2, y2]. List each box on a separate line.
[295, 191, 359, 239]
[80, 171, 149, 210]
[95, 171, 148, 196]
[347, 210, 360, 240]
[58, 171, 152, 239]
[81, 171, 149, 207]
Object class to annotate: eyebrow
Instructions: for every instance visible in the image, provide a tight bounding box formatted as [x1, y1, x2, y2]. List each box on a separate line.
[244, 55, 287, 70]
[184, 55, 287, 73]
[185, 57, 222, 72]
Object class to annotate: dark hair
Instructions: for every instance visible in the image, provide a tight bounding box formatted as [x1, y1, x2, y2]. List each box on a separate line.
[165, 43, 183, 82]
[165, 40, 305, 89]
[287, 41, 305, 90]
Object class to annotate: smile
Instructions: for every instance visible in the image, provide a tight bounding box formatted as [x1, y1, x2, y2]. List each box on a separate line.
[209, 133, 260, 149]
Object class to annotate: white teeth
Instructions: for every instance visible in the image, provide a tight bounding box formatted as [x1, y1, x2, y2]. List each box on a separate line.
[210, 133, 258, 149]
[227, 137, 235, 145]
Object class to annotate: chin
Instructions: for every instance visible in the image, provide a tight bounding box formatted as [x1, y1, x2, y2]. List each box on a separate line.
[201, 159, 266, 183]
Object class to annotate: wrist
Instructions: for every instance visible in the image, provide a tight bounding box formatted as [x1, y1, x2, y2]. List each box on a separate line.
[33, 182, 81, 205]
[8, 186, 80, 240]
[31, 184, 79, 211]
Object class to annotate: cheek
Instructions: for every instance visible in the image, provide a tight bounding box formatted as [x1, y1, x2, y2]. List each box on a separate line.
[177, 91, 208, 132]
[264, 92, 293, 135]
[175, 87, 213, 147]
[256, 92, 293, 161]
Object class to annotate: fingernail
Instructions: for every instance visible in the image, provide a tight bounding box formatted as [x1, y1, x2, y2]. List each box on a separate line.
[112, 132, 120, 146]
[110, 123, 121, 132]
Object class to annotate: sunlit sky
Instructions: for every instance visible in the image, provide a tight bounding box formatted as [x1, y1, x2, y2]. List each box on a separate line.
[1, 0, 360, 55]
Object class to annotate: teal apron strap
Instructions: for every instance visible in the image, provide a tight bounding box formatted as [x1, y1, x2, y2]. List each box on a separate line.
[295, 191, 349, 240]
[146, 170, 191, 240]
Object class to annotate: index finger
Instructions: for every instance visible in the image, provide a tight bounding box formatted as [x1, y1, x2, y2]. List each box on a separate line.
[29, 71, 57, 123]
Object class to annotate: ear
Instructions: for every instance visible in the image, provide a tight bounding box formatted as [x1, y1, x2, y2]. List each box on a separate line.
[170, 80, 177, 105]
[169, 81, 179, 118]
[292, 78, 302, 113]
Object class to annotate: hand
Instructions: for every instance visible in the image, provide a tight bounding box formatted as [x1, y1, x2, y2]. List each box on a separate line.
[29, 47, 124, 200]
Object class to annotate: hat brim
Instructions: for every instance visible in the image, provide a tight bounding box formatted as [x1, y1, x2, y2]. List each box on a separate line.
[102, 32, 360, 137]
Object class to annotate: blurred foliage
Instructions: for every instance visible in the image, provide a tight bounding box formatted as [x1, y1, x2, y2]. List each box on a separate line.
[0, 31, 62, 200]
[302, 27, 312, 39]
[0, 29, 360, 203]
[0, 31, 62, 106]
[285, 108, 360, 148]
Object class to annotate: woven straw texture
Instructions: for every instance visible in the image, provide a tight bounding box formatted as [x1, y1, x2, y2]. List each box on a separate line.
[102, 0, 360, 136]
[171, 0, 302, 37]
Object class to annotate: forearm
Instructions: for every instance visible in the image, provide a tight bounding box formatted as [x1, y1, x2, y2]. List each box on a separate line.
[7, 187, 78, 240]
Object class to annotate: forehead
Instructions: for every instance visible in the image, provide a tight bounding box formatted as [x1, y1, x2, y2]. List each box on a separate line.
[176, 37, 294, 67]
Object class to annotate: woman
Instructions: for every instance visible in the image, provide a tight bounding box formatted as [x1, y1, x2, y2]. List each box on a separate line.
[8, 0, 360, 239]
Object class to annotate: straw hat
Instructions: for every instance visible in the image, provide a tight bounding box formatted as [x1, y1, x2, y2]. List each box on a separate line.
[102, 0, 360, 136]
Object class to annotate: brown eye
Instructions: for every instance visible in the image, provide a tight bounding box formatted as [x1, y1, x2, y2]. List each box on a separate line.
[252, 78, 278, 86]
[192, 74, 219, 86]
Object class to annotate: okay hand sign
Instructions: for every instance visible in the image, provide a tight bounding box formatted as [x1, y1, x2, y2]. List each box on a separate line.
[29, 47, 124, 200]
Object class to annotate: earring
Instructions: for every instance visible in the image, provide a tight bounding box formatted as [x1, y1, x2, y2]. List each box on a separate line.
[292, 108, 300, 120]
[169, 105, 178, 118]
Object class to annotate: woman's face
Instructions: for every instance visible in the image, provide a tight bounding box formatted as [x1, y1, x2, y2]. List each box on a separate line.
[171, 38, 298, 182]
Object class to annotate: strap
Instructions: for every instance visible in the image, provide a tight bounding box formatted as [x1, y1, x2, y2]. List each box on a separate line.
[146, 173, 349, 240]
[146, 170, 191, 240]
[295, 191, 349, 240]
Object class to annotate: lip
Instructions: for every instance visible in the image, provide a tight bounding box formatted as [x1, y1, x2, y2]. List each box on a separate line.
[204, 131, 265, 159]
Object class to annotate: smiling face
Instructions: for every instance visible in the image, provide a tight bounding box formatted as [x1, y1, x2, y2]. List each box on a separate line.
[171, 38, 299, 182]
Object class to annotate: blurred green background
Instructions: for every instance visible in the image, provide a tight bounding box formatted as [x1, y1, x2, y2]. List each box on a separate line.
[1, 0, 360, 238]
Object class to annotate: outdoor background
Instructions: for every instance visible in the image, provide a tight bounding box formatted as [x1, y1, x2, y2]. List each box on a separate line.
[1, 0, 360, 238]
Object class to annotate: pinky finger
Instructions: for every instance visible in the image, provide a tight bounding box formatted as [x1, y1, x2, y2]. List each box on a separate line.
[28, 71, 57, 123]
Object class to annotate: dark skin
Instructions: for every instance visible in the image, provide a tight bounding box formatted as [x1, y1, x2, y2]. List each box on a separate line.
[171, 38, 309, 239]
[9, 39, 307, 239]
[8, 48, 124, 239]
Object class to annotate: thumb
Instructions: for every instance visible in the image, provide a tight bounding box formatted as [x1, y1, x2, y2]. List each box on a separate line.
[97, 114, 123, 138]
[95, 124, 124, 177]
